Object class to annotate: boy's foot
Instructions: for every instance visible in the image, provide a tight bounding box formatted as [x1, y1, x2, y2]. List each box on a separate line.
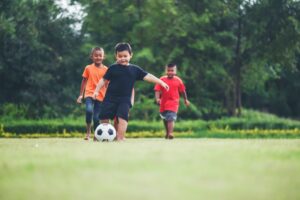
[84, 133, 91, 140]
[116, 136, 126, 141]
[165, 134, 174, 139]
[168, 135, 174, 139]
[93, 136, 98, 142]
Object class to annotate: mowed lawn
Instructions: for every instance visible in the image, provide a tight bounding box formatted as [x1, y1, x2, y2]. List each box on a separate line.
[0, 138, 300, 200]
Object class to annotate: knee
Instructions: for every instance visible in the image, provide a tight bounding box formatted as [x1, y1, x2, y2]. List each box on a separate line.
[86, 106, 93, 115]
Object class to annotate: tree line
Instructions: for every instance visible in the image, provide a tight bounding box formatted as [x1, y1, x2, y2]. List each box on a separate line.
[1, 0, 300, 119]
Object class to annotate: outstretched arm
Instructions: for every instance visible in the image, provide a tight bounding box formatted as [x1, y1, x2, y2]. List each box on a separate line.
[143, 73, 169, 91]
[131, 88, 135, 106]
[77, 78, 87, 103]
[93, 78, 108, 99]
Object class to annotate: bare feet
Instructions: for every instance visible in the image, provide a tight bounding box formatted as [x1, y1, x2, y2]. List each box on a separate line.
[93, 136, 98, 142]
[116, 136, 126, 141]
[165, 134, 174, 139]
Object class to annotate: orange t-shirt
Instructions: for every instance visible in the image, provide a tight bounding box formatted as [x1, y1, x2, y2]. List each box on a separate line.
[82, 64, 108, 101]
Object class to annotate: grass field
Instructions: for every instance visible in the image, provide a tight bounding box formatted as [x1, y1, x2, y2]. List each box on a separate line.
[1, 138, 300, 200]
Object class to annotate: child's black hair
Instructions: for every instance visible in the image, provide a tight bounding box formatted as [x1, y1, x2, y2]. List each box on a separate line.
[167, 63, 177, 68]
[115, 43, 132, 55]
[90, 47, 104, 57]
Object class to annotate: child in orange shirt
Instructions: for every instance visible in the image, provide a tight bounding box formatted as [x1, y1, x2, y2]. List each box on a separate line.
[77, 47, 108, 140]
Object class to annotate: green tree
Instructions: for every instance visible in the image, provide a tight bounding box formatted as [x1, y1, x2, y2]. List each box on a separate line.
[2, 0, 299, 119]
[0, 0, 84, 118]
[229, 0, 300, 116]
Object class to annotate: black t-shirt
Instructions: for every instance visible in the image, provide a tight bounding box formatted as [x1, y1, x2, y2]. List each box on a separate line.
[103, 63, 148, 104]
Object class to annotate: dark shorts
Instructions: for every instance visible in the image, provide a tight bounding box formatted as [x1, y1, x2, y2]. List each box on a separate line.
[84, 97, 102, 130]
[160, 110, 177, 121]
[99, 101, 130, 121]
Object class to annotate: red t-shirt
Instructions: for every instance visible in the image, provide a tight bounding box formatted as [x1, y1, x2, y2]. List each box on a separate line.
[154, 76, 186, 113]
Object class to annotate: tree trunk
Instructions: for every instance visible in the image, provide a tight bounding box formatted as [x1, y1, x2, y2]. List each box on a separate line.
[225, 81, 237, 116]
[234, 7, 243, 116]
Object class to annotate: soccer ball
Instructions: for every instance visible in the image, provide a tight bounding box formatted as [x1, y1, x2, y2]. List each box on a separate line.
[94, 123, 116, 142]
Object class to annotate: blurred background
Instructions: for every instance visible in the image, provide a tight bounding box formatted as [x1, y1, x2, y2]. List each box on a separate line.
[1, 0, 300, 121]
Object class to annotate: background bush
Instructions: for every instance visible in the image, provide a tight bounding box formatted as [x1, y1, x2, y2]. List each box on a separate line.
[1, 110, 300, 135]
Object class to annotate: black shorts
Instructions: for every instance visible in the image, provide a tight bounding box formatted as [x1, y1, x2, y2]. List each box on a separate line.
[160, 111, 177, 121]
[99, 101, 130, 121]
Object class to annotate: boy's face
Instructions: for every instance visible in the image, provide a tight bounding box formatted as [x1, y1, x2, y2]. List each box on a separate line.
[91, 50, 104, 65]
[166, 66, 177, 78]
[115, 50, 132, 66]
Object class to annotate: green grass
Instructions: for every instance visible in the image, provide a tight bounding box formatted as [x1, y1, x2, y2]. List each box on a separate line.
[1, 138, 300, 200]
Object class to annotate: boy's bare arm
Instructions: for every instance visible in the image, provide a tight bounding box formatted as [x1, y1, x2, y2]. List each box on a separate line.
[180, 91, 190, 106]
[143, 73, 169, 91]
[155, 91, 161, 105]
[77, 78, 87, 104]
[93, 78, 107, 99]
[131, 88, 135, 106]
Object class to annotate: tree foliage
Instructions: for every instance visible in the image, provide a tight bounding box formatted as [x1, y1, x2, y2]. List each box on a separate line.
[0, 0, 85, 118]
[1, 0, 300, 119]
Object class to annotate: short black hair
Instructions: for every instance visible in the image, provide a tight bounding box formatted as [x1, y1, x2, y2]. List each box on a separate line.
[115, 43, 132, 55]
[167, 63, 176, 68]
[90, 46, 104, 57]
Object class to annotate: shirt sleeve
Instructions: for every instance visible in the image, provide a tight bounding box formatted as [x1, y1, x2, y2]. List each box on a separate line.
[135, 66, 148, 80]
[103, 66, 113, 81]
[154, 83, 161, 91]
[178, 80, 186, 92]
[82, 66, 89, 78]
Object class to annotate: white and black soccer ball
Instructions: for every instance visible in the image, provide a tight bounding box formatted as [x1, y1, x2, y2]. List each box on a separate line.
[94, 123, 116, 142]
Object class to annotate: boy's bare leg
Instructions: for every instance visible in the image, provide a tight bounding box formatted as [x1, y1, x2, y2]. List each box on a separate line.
[85, 123, 92, 140]
[114, 117, 118, 134]
[101, 119, 109, 124]
[167, 121, 174, 139]
[117, 117, 128, 141]
[163, 120, 168, 139]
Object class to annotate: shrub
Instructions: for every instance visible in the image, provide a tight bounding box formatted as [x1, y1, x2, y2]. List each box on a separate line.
[0, 103, 29, 120]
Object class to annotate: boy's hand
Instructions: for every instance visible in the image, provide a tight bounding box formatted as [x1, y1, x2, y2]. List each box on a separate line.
[77, 95, 83, 104]
[92, 92, 98, 100]
[161, 82, 169, 91]
[184, 99, 190, 106]
[156, 98, 161, 105]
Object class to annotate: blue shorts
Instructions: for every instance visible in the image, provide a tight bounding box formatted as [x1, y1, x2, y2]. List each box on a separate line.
[160, 111, 177, 121]
[99, 101, 130, 121]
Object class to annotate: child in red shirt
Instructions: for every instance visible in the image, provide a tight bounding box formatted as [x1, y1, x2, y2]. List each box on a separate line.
[77, 47, 108, 140]
[154, 63, 190, 139]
